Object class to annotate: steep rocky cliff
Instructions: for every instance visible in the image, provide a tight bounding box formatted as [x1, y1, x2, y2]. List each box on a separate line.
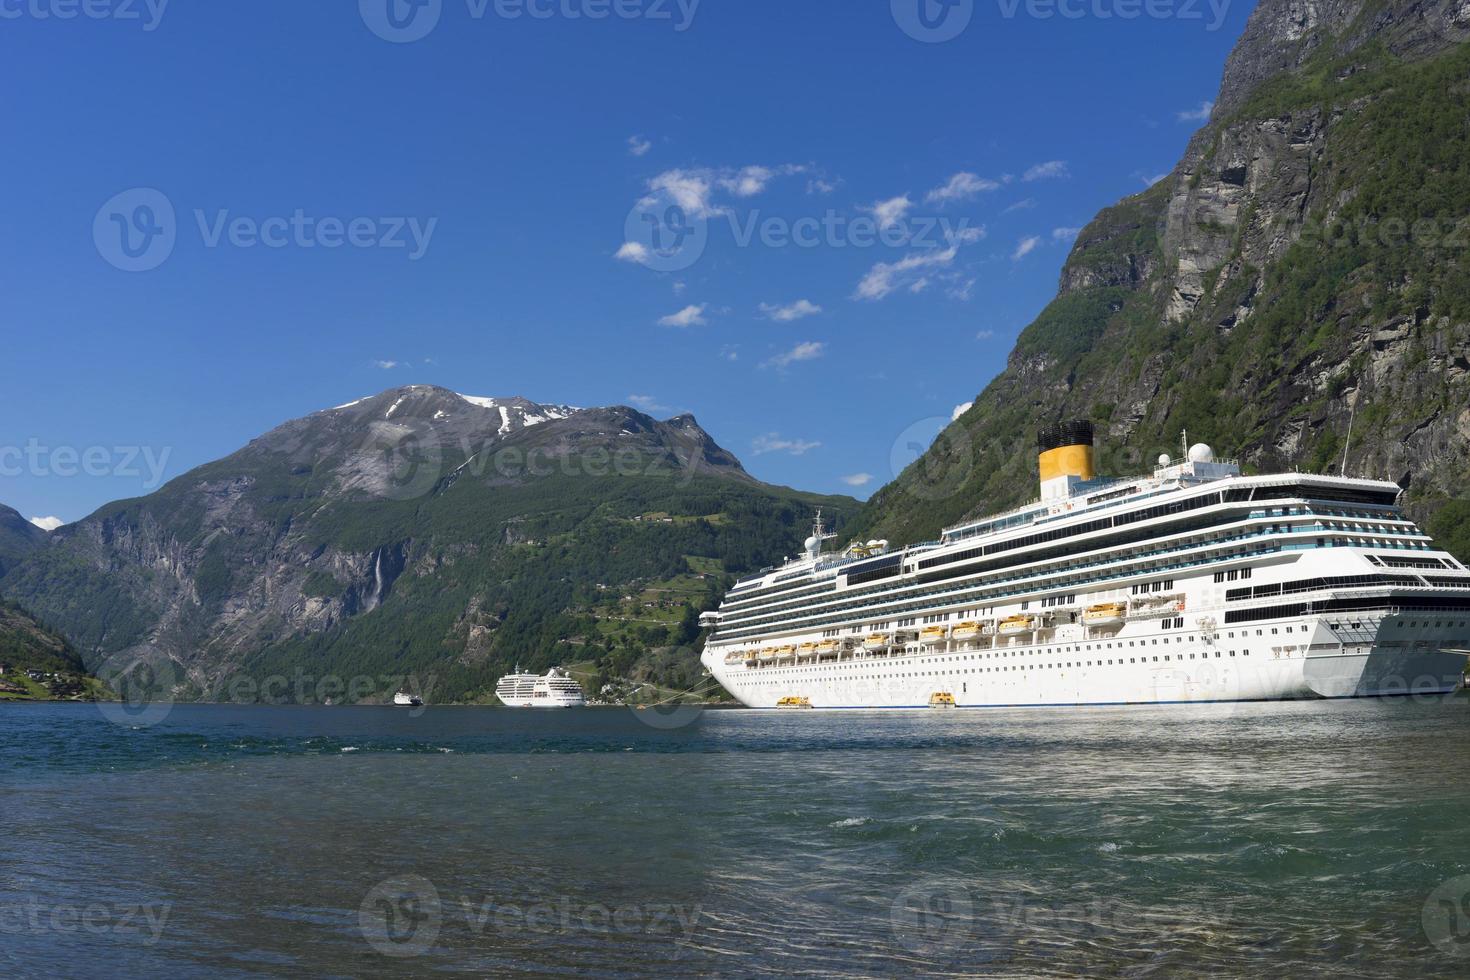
[0, 387, 854, 702]
[851, 0, 1470, 553]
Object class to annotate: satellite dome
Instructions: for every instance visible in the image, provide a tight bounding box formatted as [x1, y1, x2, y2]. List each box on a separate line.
[1187, 443, 1215, 463]
[1157, 454, 1172, 467]
[804, 535, 820, 551]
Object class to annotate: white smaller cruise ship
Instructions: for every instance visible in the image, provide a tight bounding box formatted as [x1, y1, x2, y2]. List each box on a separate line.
[495, 667, 587, 708]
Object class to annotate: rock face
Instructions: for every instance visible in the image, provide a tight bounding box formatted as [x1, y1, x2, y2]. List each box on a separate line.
[0, 387, 852, 702]
[850, 0, 1470, 549]
[0, 505, 47, 577]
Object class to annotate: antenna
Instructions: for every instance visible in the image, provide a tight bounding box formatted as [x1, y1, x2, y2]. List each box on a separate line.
[1181, 429, 1188, 459]
[1341, 392, 1358, 476]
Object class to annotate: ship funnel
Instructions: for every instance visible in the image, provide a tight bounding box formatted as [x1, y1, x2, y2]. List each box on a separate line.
[1037, 419, 1096, 501]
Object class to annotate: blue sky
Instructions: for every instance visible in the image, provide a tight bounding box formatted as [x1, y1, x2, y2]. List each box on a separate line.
[1, 0, 1253, 525]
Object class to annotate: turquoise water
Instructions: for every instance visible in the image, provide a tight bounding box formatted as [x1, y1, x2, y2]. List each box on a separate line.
[4, 697, 1470, 977]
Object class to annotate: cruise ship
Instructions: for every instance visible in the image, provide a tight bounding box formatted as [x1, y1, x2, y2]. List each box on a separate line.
[699, 421, 1470, 709]
[495, 667, 587, 708]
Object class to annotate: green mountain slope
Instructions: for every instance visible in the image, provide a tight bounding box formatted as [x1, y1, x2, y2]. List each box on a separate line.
[0, 387, 854, 702]
[0, 600, 101, 700]
[0, 505, 46, 577]
[851, 0, 1470, 557]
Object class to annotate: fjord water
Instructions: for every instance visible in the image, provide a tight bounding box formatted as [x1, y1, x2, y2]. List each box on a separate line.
[4, 699, 1470, 977]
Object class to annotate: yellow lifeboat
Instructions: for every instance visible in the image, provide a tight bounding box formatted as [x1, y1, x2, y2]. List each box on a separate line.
[863, 633, 891, 651]
[998, 614, 1035, 636]
[919, 626, 948, 645]
[758, 647, 778, 661]
[951, 621, 981, 640]
[775, 645, 797, 659]
[776, 696, 812, 709]
[816, 639, 839, 655]
[723, 650, 746, 664]
[1084, 602, 1128, 626]
[797, 642, 818, 657]
[928, 691, 956, 709]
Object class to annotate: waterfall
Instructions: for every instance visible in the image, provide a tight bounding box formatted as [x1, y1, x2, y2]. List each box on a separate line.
[368, 549, 385, 610]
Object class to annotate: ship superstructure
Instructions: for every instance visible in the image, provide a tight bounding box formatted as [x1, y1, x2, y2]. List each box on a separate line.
[699, 422, 1470, 709]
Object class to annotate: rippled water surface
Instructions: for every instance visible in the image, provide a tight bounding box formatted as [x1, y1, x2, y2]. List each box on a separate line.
[5, 698, 1470, 977]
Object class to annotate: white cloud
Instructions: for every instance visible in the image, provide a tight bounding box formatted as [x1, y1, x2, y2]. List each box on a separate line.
[648, 169, 721, 219]
[627, 134, 652, 156]
[752, 433, 822, 456]
[948, 278, 976, 301]
[864, 194, 913, 230]
[1023, 160, 1069, 182]
[854, 246, 958, 300]
[672, 280, 686, 295]
[807, 177, 839, 195]
[976, 329, 996, 340]
[373, 360, 401, 369]
[658, 303, 708, 328]
[925, 172, 1000, 205]
[615, 241, 651, 263]
[719, 345, 739, 361]
[839, 473, 873, 487]
[719, 165, 777, 197]
[1002, 198, 1036, 213]
[1176, 100, 1214, 122]
[758, 299, 823, 322]
[1012, 236, 1042, 260]
[951, 401, 974, 421]
[627, 394, 669, 413]
[1052, 226, 1081, 241]
[763, 341, 826, 369]
[1142, 172, 1170, 187]
[29, 516, 64, 531]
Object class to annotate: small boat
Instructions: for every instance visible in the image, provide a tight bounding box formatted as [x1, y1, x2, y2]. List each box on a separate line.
[816, 639, 840, 655]
[758, 647, 778, 661]
[919, 626, 948, 645]
[775, 645, 797, 660]
[797, 642, 818, 657]
[863, 633, 891, 651]
[393, 691, 424, 707]
[998, 615, 1036, 636]
[724, 650, 746, 664]
[776, 696, 812, 709]
[1084, 602, 1127, 626]
[928, 692, 956, 709]
[951, 621, 981, 640]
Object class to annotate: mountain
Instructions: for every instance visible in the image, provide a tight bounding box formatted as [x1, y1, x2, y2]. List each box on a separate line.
[0, 599, 98, 700]
[851, 0, 1470, 559]
[0, 504, 47, 577]
[0, 387, 854, 702]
